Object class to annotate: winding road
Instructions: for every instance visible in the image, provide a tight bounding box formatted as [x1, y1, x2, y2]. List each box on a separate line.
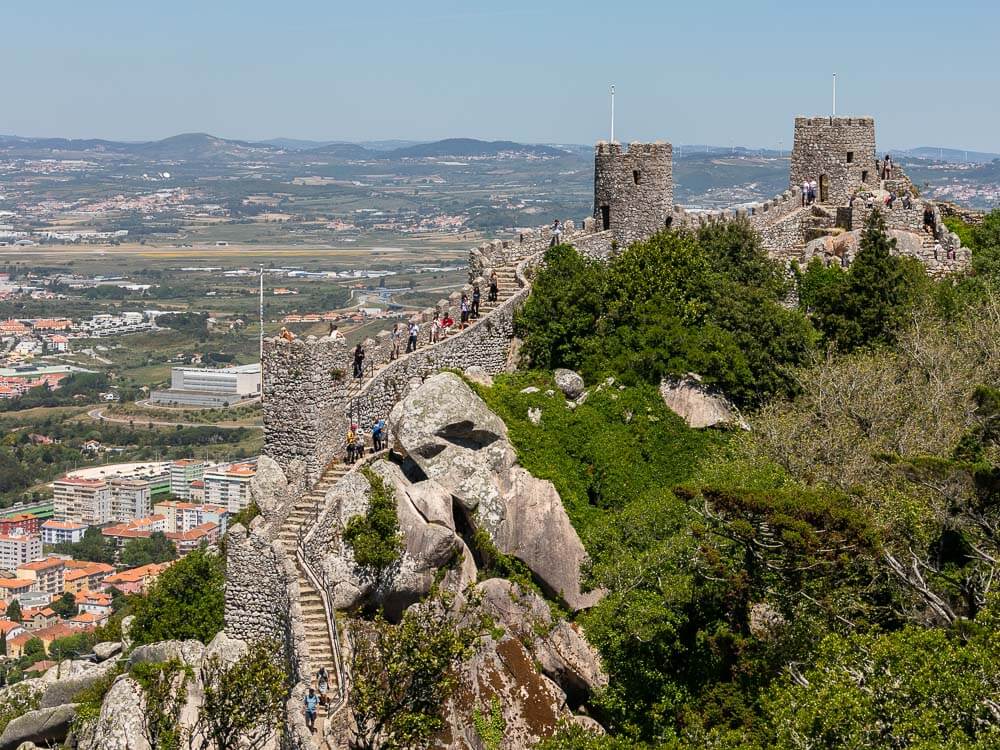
[86, 407, 262, 431]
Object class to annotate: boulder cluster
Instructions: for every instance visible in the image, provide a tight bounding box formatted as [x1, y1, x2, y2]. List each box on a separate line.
[311, 372, 607, 746]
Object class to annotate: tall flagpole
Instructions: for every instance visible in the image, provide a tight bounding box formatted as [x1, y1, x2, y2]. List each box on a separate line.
[832, 73, 837, 117]
[610, 84, 615, 142]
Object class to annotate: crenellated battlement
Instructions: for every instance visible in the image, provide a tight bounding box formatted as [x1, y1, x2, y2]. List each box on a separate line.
[794, 116, 875, 128]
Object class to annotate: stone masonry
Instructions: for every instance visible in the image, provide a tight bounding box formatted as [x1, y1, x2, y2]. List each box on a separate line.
[594, 141, 673, 246]
[790, 116, 878, 205]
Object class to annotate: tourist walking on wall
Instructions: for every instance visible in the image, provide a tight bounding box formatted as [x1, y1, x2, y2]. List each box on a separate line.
[305, 688, 319, 732]
[801, 180, 809, 206]
[391, 323, 402, 360]
[406, 322, 419, 353]
[472, 285, 481, 318]
[460, 294, 470, 329]
[352, 343, 365, 379]
[346, 424, 357, 462]
[329, 324, 343, 340]
[354, 430, 365, 459]
[372, 418, 385, 452]
[317, 666, 329, 695]
[809, 179, 818, 205]
[550, 219, 562, 247]
[279, 326, 295, 341]
[431, 315, 441, 343]
[488, 271, 498, 303]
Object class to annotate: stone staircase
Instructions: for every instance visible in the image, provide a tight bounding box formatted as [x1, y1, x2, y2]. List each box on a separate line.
[277, 461, 353, 745]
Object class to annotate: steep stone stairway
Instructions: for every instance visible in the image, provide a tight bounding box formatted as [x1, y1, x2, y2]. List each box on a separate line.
[277, 461, 353, 745]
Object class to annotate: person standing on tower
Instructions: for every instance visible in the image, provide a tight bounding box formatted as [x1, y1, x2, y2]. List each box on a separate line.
[550, 219, 562, 247]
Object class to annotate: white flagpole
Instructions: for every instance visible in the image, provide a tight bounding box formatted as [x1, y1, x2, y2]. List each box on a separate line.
[259, 264, 264, 364]
[832, 73, 837, 117]
[610, 84, 615, 142]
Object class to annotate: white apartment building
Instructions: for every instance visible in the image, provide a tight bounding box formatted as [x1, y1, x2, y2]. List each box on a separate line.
[0, 531, 42, 570]
[53, 477, 111, 526]
[110, 478, 152, 523]
[203, 463, 256, 514]
[40, 520, 87, 545]
[153, 501, 229, 533]
[169, 460, 206, 500]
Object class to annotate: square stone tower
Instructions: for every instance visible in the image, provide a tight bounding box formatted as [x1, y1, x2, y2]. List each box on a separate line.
[790, 117, 877, 205]
[593, 141, 673, 246]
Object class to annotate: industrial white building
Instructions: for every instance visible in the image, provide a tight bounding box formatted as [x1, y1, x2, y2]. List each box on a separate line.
[150, 363, 261, 407]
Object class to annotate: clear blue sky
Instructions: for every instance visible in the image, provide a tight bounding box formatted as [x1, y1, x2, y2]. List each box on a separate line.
[6, 0, 997, 151]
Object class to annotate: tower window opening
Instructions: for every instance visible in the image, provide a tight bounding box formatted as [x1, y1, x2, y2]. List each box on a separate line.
[633, 170, 641, 185]
[846, 151, 854, 163]
[862, 170, 869, 183]
[600, 205, 610, 230]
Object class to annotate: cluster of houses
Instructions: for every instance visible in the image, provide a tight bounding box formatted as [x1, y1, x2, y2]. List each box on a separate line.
[0, 557, 171, 660]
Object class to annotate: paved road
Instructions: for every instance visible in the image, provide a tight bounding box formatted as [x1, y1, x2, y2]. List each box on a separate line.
[87, 407, 262, 431]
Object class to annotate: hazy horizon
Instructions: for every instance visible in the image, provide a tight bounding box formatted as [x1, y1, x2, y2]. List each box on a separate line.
[6, 0, 999, 152]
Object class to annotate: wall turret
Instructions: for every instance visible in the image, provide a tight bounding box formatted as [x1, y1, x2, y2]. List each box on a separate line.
[790, 116, 877, 205]
[593, 141, 673, 246]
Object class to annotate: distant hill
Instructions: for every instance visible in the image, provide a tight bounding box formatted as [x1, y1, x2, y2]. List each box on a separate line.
[892, 146, 1000, 164]
[388, 138, 569, 158]
[258, 138, 342, 150]
[133, 133, 278, 160]
[302, 142, 377, 159]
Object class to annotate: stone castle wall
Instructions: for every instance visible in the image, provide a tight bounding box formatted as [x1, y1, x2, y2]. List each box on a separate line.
[790, 116, 878, 205]
[594, 141, 673, 246]
[263, 337, 352, 484]
[224, 523, 311, 678]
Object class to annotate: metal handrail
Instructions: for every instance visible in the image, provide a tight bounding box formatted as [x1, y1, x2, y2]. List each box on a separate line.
[293, 449, 388, 737]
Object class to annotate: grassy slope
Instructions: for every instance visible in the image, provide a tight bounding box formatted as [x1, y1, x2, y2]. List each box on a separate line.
[475, 371, 725, 550]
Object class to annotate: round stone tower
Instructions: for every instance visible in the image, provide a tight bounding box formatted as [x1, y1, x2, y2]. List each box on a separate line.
[790, 116, 877, 205]
[593, 141, 673, 246]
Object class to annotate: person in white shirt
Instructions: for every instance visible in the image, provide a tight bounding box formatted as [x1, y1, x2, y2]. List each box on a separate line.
[550, 219, 562, 247]
[801, 180, 809, 206]
[407, 322, 419, 353]
[809, 179, 818, 204]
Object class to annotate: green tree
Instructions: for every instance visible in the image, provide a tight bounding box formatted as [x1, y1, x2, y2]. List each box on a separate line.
[969, 208, 1000, 277]
[754, 602, 1000, 750]
[192, 639, 288, 750]
[344, 468, 403, 576]
[129, 549, 224, 646]
[515, 243, 607, 372]
[5, 599, 21, 623]
[121, 532, 178, 568]
[50, 591, 79, 619]
[800, 210, 926, 351]
[54, 526, 114, 565]
[23, 637, 45, 662]
[349, 590, 482, 750]
[131, 659, 190, 750]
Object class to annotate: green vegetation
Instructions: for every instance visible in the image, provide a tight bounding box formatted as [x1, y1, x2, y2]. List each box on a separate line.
[516, 220, 816, 408]
[193, 640, 288, 750]
[129, 549, 224, 646]
[132, 659, 192, 750]
[472, 696, 506, 750]
[53, 526, 114, 564]
[502, 209, 1000, 748]
[797, 210, 928, 351]
[348, 589, 482, 750]
[344, 468, 403, 574]
[121, 531, 178, 568]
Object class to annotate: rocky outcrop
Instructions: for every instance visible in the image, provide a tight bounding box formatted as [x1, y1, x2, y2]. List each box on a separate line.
[432, 579, 607, 749]
[388, 372, 601, 611]
[659, 374, 746, 430]
[463, 365, 494, 388]
[554, 368, 585, 400]
[0, 704, 77, 750]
